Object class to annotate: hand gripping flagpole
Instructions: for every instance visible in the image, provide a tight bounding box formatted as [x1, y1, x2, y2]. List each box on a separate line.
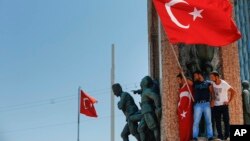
[77, 86, 81, 141]
[170, 44, 194, 102]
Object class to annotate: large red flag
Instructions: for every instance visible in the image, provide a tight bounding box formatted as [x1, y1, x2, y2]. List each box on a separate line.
[153, 0, 241, 46]
[80, 90, 98, 117]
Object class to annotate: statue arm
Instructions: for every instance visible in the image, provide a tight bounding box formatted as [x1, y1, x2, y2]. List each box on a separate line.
[243, 90, 250, 114]
[147, 91, 162, 120]
[118, 93, 126, 109]
[147, 91, 161, 108]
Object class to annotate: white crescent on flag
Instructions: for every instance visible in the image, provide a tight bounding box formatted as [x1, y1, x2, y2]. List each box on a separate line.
[178, 91, 191, 107]
[165, 0, 190, 29]
[83, 98, 93, 109]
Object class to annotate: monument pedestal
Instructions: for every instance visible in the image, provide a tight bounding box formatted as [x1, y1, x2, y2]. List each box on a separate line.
[148, 0, 244, 140]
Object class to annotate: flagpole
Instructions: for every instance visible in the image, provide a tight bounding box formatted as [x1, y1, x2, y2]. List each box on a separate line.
[111, 44, 115, 141]
[77, 86, 81, 141]
[170, 44, 194, 102]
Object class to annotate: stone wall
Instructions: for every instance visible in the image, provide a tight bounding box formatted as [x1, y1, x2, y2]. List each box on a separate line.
[160, 25, 180, 141]
[221, 43, 244, 124]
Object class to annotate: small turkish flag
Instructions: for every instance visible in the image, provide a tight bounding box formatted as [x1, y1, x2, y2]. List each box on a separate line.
[178, 84, 193, 141]
[153, 0, 241, 46]
[80, 90, 98, 117]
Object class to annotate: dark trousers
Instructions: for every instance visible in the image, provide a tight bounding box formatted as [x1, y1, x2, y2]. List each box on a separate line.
[213, 105, 230, 139]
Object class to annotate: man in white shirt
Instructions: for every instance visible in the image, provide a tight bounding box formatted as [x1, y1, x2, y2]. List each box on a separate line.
[209, 71, 236, 140]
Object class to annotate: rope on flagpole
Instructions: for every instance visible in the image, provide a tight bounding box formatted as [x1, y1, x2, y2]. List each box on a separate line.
[169, 44, 195, 102]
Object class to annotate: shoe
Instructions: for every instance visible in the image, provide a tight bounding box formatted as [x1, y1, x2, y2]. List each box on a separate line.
[192, 138, 198, 141]
[208, 137, 214, 141]
[217, 135, 223, 140]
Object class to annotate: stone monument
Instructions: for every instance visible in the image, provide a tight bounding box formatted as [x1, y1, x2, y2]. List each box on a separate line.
[147, 0, 244, 140]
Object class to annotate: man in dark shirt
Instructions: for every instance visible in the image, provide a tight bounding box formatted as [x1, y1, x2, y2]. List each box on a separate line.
[192, 71, 214, 141]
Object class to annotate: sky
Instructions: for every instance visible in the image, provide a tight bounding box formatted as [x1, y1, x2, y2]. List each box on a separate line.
[0, 0, 148, 141]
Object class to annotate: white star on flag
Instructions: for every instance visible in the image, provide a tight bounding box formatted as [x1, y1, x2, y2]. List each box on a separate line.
[181, 111, 187, 119]
[189, 7, 203, 21]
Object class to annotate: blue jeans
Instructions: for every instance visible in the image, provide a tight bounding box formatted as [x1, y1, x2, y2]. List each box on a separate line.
[193, 102, 213, 138]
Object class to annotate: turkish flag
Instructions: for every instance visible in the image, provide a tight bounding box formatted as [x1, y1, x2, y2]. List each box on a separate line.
[80, 90, 98, 117]
[153, 0, 241, 46]
[178, 84, 193, 141]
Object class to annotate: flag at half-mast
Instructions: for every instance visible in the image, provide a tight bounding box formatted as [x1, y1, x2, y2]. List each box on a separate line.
[80, 90, 98, 117]
[153, 0, 241, 46]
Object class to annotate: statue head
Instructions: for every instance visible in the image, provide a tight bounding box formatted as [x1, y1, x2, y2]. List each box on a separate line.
[112, 83, 123, 97]
[186, 60, 198, 74]
[242, 80, 250, 90]
[209, 71, 220, 83]
[140, 76, 154, 90]
[203, 62, 213, 74]
[195, 45, 215, 61]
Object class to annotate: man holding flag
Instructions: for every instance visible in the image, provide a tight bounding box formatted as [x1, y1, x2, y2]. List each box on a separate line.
[176, 74, 194, 141]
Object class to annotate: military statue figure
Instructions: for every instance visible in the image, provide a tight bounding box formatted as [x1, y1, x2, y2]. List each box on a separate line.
[112, 83, 141, 141]
[137, 76, 161, 141]
[242, 80, 250, 125]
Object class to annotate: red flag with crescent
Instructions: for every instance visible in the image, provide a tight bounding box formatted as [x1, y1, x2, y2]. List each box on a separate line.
[80, 90, 98, 117]
[153, 0, 241, 46]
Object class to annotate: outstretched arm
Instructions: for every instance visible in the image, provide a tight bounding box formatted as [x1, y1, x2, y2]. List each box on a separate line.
[146, 91, 162, 119]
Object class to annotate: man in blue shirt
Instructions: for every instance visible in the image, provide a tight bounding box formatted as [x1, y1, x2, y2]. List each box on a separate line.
[192, 71, 214, 141]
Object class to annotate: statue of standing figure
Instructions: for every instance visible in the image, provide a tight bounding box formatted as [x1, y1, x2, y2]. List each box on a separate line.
[112, 83, 141, 141]
[137, 76, 161, 141]
[242, 80, 250, 125]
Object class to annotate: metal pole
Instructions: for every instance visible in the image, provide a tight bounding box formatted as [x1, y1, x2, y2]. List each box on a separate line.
[170, 44, 194, 102]
[111, 44, 115, 141]
[77, 87, 81, 141]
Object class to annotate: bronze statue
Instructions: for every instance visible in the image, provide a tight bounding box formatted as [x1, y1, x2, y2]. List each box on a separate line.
[129, 110, 156, 141]
[186, 45, 201, 76]
[242, 80, 250, 125]
[182, 45, 216, 79]
[137, 76, 161, 141]
[132, 79, 160, 96]
[195, 45, 215, 62]
[202, 62, 214, 80]
[112, 83, 141, 141]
